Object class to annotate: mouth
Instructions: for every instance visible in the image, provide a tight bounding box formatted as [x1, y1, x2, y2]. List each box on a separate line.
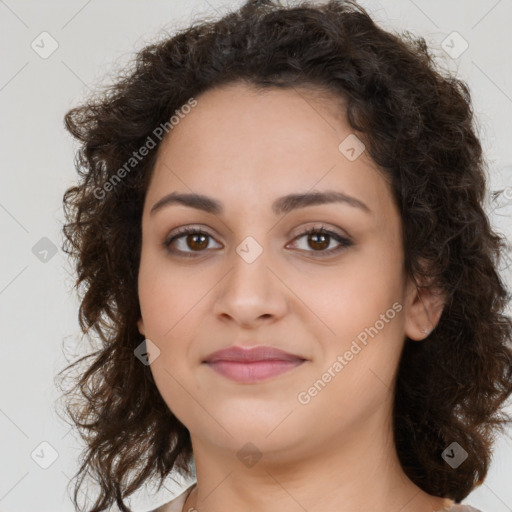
[202, 345, 307, 384]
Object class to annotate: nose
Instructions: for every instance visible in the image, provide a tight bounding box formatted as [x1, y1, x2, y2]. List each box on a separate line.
[212, 243, 289, 329]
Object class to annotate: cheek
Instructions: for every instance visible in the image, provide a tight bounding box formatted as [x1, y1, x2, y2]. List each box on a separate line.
[138, 259, 199, 419]
[138, 251, 197, 338]
[304, 247, 405, 399]
[137, 255, 208, 404]
[301, 248, 404, 342]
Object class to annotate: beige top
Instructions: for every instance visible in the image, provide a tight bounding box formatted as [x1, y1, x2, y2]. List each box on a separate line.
[147, 484, 484, 512]
[150, 483, 196, 512]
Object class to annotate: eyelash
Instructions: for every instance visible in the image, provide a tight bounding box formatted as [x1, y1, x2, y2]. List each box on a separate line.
[163, 224, 353, 258]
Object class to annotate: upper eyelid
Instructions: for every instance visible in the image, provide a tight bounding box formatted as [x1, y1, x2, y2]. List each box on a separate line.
[166, 223, 349, 240]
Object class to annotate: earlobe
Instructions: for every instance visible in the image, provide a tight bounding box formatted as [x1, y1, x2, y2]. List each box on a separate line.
[137, 317, 145, 337]
[403, 277, 445, 341]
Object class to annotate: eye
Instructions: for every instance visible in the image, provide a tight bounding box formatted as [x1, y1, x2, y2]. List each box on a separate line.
[163, 224, 353, 258]
[287, 225, 353, 257]
[163, 226, 221, 257]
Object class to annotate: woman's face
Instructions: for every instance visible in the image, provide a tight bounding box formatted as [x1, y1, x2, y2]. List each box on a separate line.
[137, 82, 430, 461]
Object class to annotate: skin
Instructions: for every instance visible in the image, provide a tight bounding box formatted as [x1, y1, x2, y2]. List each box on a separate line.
[137, 82, 451, 512]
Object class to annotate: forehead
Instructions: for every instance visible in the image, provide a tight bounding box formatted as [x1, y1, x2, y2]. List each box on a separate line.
[144, 82, 395, 221]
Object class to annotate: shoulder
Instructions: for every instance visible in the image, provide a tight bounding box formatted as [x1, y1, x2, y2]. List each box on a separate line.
[146, 482, 197, 512]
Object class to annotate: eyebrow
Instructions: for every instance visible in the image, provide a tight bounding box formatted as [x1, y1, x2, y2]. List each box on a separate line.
[149, 190, 371, 217]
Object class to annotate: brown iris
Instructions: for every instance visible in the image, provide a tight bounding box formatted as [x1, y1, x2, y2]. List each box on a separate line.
[185, 233, 209, 251]
[307, 232, 330, 251]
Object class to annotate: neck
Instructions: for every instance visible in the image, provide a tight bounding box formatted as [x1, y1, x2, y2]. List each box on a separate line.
[182, 406, 454, 512]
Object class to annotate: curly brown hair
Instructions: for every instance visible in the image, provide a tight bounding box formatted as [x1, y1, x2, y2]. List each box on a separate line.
[56, 0, 512, 510]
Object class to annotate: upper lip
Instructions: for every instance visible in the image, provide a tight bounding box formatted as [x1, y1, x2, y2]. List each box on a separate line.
[203, 345, 306, 363]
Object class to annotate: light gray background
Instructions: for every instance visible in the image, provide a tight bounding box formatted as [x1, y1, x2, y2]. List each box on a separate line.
[1, 1, 511, 511]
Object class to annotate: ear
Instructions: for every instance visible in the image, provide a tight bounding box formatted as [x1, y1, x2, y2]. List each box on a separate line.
[403, 270, 445, 341]
[137, 317, 145, 337]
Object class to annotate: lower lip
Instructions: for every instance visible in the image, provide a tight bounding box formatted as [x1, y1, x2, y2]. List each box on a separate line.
[205, 360, 305, 383]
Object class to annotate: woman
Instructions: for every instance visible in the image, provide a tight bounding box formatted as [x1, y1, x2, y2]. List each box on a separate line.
[56, 1, 512, 511]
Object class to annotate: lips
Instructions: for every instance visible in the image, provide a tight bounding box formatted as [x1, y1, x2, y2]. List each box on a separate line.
[202, 345, 307, 383]
[203, 345, 306, 364]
